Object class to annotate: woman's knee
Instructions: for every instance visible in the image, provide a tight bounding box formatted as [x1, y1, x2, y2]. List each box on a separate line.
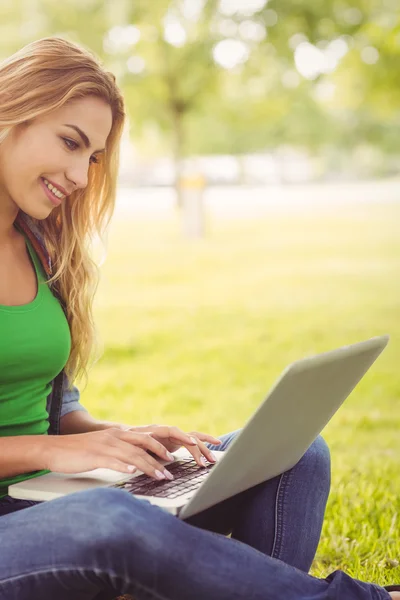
[207, 428, 242, 452]
[299, 435, 331, 488]
[208, 430, 330, 494]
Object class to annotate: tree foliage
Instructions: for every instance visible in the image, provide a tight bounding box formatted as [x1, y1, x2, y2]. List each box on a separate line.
[0, 0, 399, 157]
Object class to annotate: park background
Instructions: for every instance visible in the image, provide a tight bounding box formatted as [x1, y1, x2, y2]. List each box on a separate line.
[2, 0, 400, 586]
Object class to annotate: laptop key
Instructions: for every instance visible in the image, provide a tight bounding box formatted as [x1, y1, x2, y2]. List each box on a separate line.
[112, 458, 215, 499]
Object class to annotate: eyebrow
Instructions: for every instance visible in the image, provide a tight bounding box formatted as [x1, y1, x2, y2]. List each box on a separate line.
[63, 124, 105, 154]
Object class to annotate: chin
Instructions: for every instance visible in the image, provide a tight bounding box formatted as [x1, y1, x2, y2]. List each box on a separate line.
[19, 204, 55, 220]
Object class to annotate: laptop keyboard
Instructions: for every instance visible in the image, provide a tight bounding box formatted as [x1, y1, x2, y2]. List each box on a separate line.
[112, 458, 215, 499]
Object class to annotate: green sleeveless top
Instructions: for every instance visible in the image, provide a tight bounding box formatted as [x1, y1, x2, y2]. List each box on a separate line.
[0, 224, 71, 497]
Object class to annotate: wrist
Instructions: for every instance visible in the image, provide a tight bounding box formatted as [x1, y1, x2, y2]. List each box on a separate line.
[93, 420, 127, 431]
[24, 435, 54, 472]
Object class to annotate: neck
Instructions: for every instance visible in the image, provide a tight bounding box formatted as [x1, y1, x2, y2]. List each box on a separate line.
[0, 203, 20, 248]
[0, 182, 20, 246]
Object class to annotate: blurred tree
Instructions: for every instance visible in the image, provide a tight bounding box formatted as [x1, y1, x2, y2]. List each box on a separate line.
[261, 0, 400, 151]
[120, 0, 223, 206]
[119, 0, 342, 193]
[1, 0, 399, 182]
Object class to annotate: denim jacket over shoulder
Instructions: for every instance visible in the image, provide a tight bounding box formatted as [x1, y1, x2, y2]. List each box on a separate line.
[15, 211, 87, 435]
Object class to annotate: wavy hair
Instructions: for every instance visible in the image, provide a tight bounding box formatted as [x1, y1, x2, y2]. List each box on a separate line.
[0, 36, 126, 389]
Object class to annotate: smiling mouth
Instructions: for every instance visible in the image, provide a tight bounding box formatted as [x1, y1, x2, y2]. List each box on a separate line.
[41, 177, 66, 197]
[40, 177, 63, 206]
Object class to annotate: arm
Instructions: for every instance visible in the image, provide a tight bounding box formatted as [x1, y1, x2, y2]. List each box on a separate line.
[57, 379, 219, 463]
[58, 377, 124, 435]
[0, 436, 48, 479]
[0, 415, 124, 478]
[0, 379, 97, 478]
[0, 382, 208, 478]
[60, 410, 125, 435]
[0, 379, 96, 478]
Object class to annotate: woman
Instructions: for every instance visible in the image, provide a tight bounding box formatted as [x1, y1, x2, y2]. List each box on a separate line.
[0, 36, 395, 600]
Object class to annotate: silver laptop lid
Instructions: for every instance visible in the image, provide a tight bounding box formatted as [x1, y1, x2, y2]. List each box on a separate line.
[180, 335, 389, 519]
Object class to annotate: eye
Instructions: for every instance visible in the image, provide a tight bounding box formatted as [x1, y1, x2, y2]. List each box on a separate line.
[62, 137, 99, 165]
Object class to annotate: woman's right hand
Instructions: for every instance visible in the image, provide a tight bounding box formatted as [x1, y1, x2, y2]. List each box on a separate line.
[41, 428, 178, 481]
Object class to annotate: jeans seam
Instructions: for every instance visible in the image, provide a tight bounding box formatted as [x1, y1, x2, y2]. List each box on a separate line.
[271, 468, 294, 560]
[0, 567, 171, 600]
[372, 584, 392, 600]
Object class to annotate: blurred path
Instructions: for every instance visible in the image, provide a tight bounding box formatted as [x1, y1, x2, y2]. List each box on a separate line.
[113, 179, 400, 220]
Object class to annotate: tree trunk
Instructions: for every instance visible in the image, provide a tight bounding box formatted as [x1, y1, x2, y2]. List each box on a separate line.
[171, 107, 185, 210]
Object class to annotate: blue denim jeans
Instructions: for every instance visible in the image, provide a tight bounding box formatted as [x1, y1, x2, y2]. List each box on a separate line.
[0, 431, 389, 600]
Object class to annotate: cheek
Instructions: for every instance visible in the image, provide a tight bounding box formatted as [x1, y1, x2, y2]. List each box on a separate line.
[35, 157, 66, 189]
[22, 134, 64, 178]
[9, 141, 45, 180]
[2, 130, 64, 198]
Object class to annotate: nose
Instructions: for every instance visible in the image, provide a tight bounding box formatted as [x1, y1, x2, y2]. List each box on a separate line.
[66, 164, 89, 190]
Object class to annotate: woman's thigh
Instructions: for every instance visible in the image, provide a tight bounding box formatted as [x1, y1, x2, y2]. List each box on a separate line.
[0, 486, 381, 600]
[0, 488, 166, 600]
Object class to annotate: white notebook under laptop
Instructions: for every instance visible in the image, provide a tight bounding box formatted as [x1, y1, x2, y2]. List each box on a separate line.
[9, 335, 389, 520]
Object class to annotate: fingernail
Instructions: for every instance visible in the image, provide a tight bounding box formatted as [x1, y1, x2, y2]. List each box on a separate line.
[127, 465, 137, 472]
[209, 452, 217, 462]
[155, 470, 166, 480]
[190, 437, 197, 445]
[164, 469, 174, 480]
[200, 456, 208, 467]
[167, 452, 174, 461]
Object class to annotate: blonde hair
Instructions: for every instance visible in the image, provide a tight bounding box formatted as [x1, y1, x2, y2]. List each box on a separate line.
[0, 36, 126, 389]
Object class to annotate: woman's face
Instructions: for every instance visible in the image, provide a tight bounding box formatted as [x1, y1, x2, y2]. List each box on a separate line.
[0, 95, 113, 220]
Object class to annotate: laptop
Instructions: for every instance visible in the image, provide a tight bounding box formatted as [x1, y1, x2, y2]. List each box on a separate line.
[9, 335, 389, 520]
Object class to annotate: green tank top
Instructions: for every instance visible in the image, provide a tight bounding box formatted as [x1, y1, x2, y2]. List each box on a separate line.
[0, 224, 71, 497]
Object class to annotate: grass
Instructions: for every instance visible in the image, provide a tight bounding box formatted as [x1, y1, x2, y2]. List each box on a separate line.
[79, 191, 400, 588]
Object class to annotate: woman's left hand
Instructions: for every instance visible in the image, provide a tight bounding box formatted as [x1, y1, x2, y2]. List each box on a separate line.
[123, 424, 222, 467]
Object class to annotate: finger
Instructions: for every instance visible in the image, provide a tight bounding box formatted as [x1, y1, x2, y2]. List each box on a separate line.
[109, 446, 174, 481]
[127, 425, 160, 434]
[94, 455, 138, 475]
[132, 453, 174, 481]
[177, 435, 209, 468]
[159, 434, 216, 465]
[116, 431, 175, 462]
[148, 425, 199, 447]
[151, 428, 220, 466]
[126, 425, 214, 449]
[194, 438, 218, 464]
[163, 431, 222, 449]
[189, 431, 222, 445]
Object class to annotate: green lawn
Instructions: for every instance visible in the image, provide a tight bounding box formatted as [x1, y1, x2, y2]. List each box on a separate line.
[80, 193, 400, 587]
